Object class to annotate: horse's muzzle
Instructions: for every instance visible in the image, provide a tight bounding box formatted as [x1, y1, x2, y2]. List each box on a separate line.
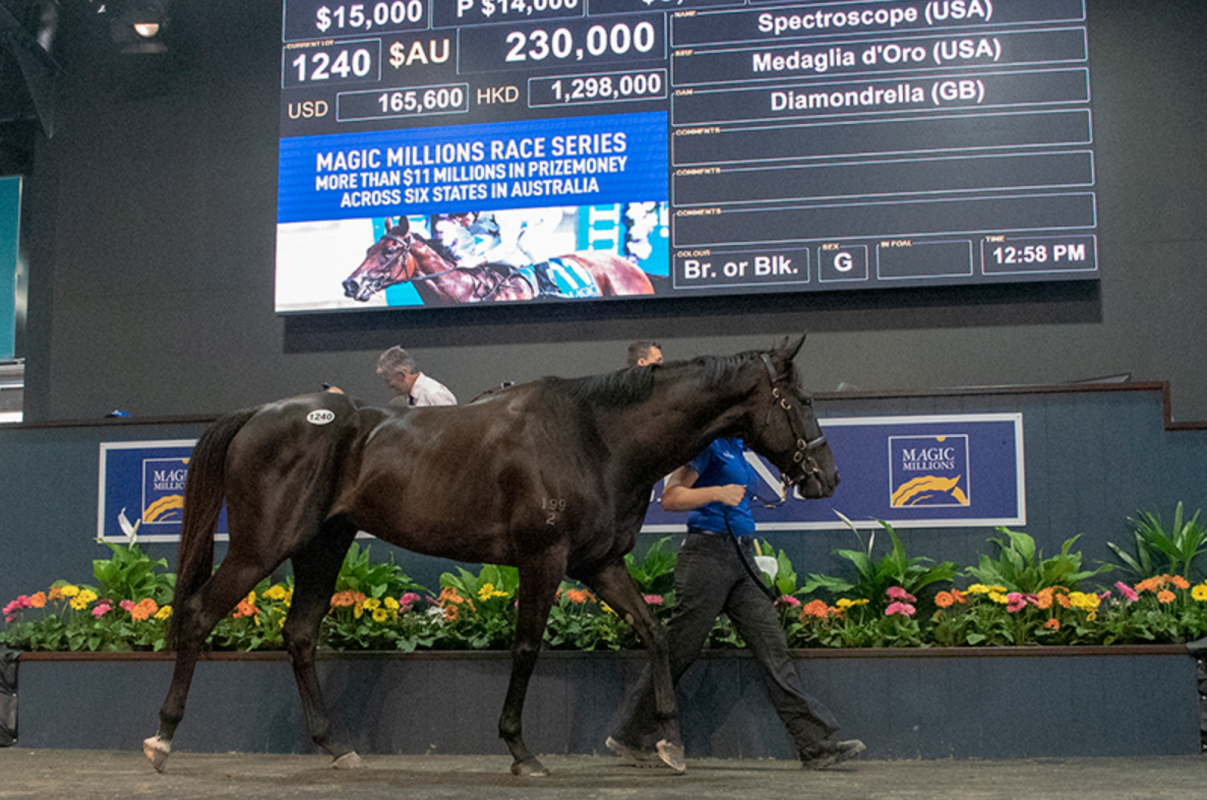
[342, 278, 374, 302]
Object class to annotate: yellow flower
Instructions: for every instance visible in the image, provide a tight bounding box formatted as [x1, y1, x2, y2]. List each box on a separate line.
[477, 583, 509, 601]
[69, 596, 89, 610]
[263, 584, 289, 601]
[1068, 591, 1100, 611]
[363, 597, 382, 611]
[372, 607, 389, 623]
[600, 602, 617, 615]
[1192, 584, 1207, 602]
[155, 605, 173, 620]
[988, 592, 1009, 605]
[77, 589, 99, 604]
[59, 584, 80, 598]
[836, 598, 869, 608]
[383, 597, 400, 611]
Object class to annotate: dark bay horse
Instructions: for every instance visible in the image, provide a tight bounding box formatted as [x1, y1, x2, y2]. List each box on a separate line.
[341, 218, 655, 304]
[143, 336, 837, 777]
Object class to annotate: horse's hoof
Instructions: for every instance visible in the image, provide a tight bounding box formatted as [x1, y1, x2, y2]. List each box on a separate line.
[510, 758, 549, 777]
[332, 751, 366, 770]
[656, 739, 687, 774]
[143, 735, 171, 774]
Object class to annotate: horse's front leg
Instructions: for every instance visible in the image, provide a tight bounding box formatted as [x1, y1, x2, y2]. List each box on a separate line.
[586, 556, 685, 771]
[499, 561, 562, 776]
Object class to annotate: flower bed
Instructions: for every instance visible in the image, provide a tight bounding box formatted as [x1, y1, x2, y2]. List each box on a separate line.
[8, 514, 1207, 653]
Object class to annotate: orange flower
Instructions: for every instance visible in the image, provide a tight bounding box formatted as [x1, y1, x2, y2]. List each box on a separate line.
[444, 603, 460, 621]
[1172, 575, 1190, 590]
[800, 599, 830, 619]
[565, 589, 594, 604]
[233, 598, 258, 619]
[1034, 589, 1053, 610]
[29, 591, 47, 609]
[129, 598, 159, 622]
[1157, 590, 1176, 604]
[950, 589, 966, 604]
[1056, 593, 1071, 609]
[330, 590, 367, 608]
[48, 586, 64, 601]
[1044, 618, 1060, 631]
[934, 591, 954, 609]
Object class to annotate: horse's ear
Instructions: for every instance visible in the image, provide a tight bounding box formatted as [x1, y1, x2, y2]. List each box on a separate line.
[774, 333, 807, 363]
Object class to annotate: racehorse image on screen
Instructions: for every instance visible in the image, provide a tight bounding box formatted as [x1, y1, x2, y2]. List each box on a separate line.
[342, 213, 656, 305]
[143, 336, 837, 778]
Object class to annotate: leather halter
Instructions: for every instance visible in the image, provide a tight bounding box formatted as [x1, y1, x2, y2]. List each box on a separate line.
[758, 353, 829, 488]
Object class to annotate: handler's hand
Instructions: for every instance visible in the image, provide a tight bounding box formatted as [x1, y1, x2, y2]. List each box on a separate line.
[713, 484, 747, 507]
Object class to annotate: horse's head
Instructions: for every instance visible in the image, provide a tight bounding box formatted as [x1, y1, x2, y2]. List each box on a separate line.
[342, 218, 415, 301]
[747, 334, 839, 500]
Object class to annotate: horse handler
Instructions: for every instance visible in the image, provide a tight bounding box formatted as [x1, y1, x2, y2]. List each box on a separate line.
[606, 437, 865, 772]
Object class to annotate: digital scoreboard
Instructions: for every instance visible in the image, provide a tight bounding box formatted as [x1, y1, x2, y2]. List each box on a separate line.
[275, 0, 1098, 312]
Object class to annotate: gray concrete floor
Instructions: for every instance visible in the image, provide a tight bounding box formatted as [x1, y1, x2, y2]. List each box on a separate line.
[0, 749, 1205, 800]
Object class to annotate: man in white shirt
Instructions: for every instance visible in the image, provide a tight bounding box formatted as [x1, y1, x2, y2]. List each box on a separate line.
[376, 346, 457, 407]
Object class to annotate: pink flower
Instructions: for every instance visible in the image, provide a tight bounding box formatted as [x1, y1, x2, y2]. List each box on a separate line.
[398, 592, 421, 610]
[92, 603, 112, 618]
[643, 594, 664, 606]
[1115, 581, 1139, 602]
[885, 601, 916, 617]
[1006, 593, 1029, 613]
[119, 599, 136, 611]
[886, 586, 917, 603]
[778, 595, 801, 607]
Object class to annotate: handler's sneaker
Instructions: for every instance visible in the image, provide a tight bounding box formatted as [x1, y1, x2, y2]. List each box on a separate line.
[606, 736, 665, 767]
[800, 738, 866, 770]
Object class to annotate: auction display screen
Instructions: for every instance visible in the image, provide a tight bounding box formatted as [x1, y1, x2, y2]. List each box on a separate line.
[275, 0, 1098, 312]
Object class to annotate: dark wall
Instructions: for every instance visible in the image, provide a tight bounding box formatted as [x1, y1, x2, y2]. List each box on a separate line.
[3, 385, 1205, 609]
[14, 0, 1207, 423]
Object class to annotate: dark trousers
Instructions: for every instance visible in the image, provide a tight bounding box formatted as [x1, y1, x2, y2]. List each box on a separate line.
[613, 532, 840, 753]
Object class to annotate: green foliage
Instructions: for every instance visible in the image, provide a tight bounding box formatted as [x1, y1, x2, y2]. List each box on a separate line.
[91, 539, 176, 605]
[802, 517, 957, 611]
[335, 542, 426, 599]
[624, 537, 677, 597]
[966, 527, 1110, 593]
[1109, 503, 1207, 583]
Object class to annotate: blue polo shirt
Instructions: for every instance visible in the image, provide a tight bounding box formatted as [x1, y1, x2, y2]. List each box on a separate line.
[685, 438, 757, 537]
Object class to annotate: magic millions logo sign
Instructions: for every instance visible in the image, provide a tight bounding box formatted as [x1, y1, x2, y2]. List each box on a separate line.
[99, 440, 228, 543]
[889, 435, 970, 508]
[142, 457, 189, 525]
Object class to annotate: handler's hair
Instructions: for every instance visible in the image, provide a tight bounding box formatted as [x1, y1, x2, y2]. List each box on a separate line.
[377, 346, 418, 377]
[626, 340, 662, 369]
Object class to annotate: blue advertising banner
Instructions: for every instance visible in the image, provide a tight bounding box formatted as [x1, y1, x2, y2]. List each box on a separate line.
[642, 413, 1025, 532]
[0, 176, 19, 359]
[99, 414, 1022, 542]
[277, 111, 668, 224]
[97, 441, 227, 543]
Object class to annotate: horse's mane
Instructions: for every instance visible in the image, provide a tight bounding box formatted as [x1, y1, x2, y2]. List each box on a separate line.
[564, 351, 773, 409]
[411, 229, 459, 265]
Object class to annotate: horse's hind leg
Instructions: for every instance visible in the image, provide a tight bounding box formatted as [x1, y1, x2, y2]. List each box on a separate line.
[499, 559, 563, 776]
[585, 556, 685, 772]
[145, 550, 278, 772]
[282, 520, 362, 768]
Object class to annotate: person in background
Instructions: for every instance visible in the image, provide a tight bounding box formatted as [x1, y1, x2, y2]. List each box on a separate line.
[607, 433, 864, 772]
[626, 340, 663, 369]
[376, 346, 457, 407]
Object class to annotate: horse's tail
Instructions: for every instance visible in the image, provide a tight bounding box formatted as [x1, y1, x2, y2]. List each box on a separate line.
[167, 406, 259, 649]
